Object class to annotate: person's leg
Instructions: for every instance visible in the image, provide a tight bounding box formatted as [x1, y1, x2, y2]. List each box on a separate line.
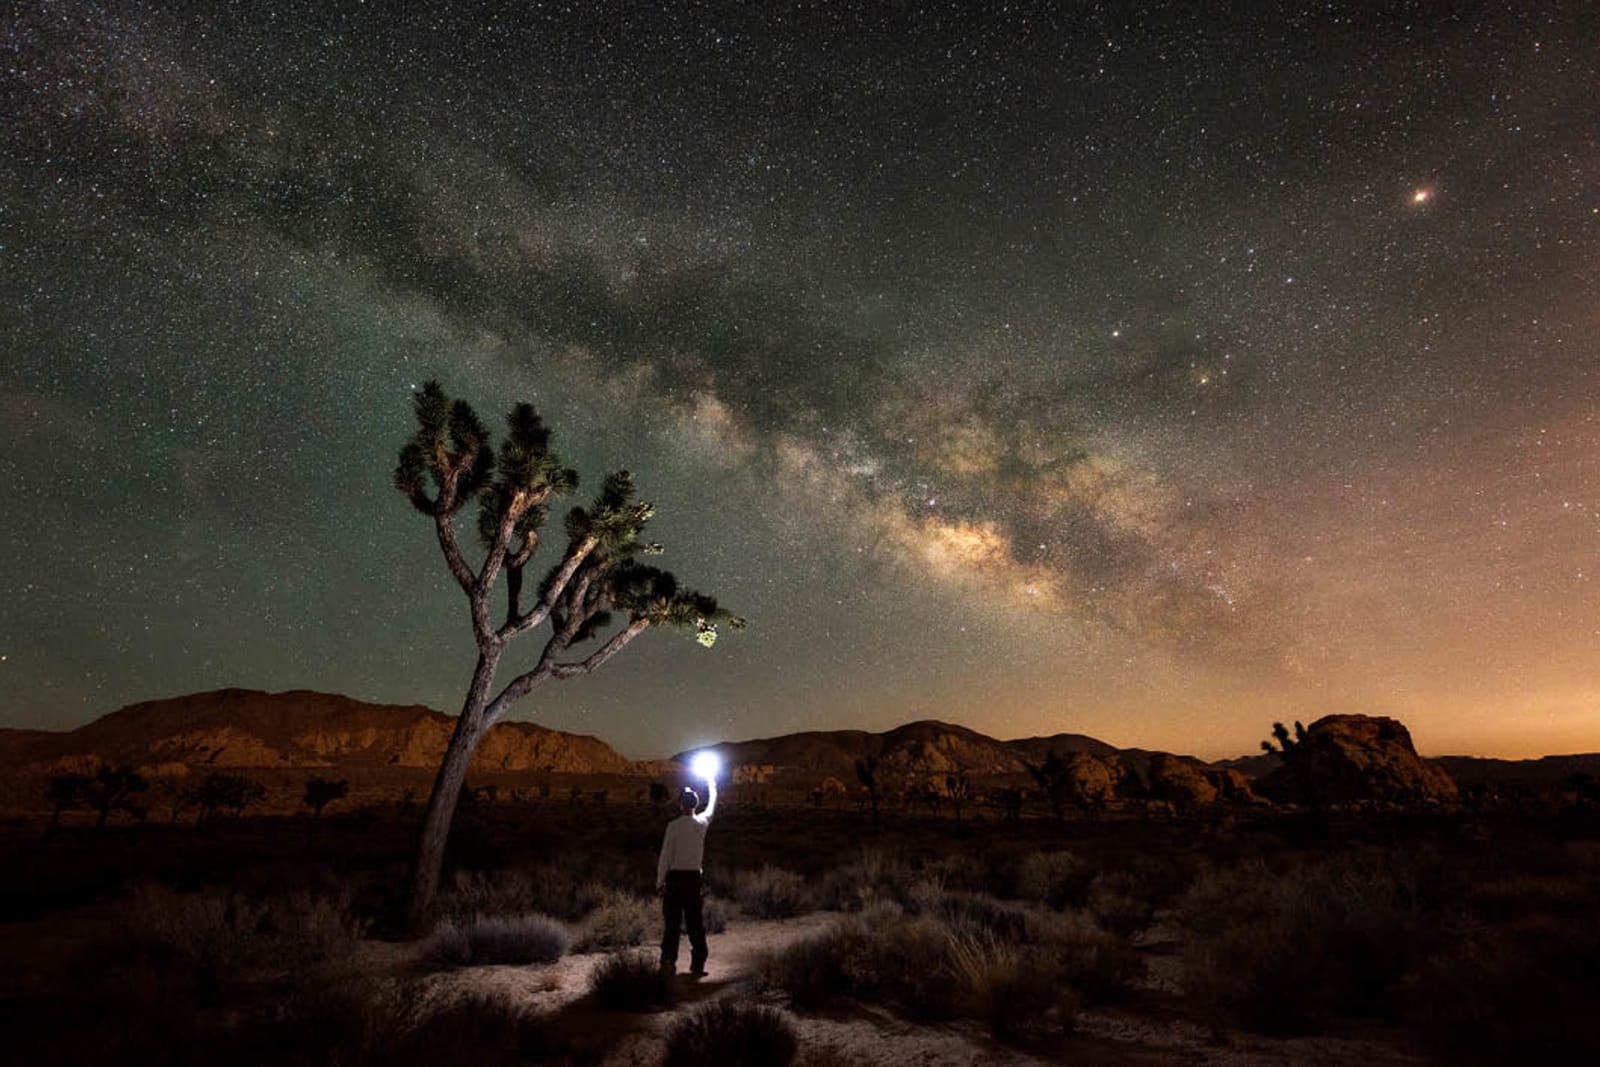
[660, 874, 683, 969]
[685, 871, 708, 974]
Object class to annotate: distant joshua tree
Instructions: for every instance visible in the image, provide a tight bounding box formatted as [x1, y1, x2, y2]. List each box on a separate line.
[996, 786, 1024, 824]
[189, 773, 266, 824]
[393, 381, 743, 929]
[855, 754, 881, 827]
[53, 766, 150, 830]
[1262, 720, 1318, 807]
[1026, 750, 1071, 823]
[945, 773, 970, 821]
[45, 773, 89, 831]
[302, 777, 350, 818]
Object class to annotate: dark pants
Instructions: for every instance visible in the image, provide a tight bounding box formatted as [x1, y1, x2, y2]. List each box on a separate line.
[660, 869, 707, 970]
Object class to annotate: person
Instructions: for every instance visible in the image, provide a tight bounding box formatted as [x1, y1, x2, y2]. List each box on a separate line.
[656, 773, 717, 975]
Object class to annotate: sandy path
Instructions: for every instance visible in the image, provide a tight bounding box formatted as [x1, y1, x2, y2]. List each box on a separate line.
[393, 914, 1426, 1067]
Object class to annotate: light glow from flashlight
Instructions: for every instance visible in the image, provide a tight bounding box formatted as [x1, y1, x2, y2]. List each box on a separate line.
[690, 750, 721, 781]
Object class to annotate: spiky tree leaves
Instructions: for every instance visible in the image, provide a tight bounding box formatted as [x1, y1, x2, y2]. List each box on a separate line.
[395, 381, 741, 929]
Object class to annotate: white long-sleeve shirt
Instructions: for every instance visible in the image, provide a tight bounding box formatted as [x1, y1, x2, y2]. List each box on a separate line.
[656, 785, 716, 887]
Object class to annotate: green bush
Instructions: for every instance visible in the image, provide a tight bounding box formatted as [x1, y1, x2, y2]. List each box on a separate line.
[662, 998, 798, 1067]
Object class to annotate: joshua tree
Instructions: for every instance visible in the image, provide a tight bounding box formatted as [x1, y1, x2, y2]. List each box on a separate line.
[945, 772, 970, 821]
[1026, 750, 1071, 823]
[854, 754, 881, 827]
[78, 766, 149, 829]
[44, 773, 89, 831]
[1262, 720, 1318, 807]
[189, 773, 266, 824]
[394, 381, 742, 928]
[303, 777, 350, 818]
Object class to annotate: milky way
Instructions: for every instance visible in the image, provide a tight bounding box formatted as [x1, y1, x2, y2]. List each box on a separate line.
[3, 2, 1597, 758]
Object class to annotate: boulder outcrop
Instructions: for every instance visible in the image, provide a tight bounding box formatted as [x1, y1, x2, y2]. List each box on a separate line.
[1264, 714, 1457, 806]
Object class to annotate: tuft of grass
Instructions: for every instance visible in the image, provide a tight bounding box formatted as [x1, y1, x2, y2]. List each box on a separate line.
[1179, 855, 1436, 1032]
[589, 950, 675, 1011]
[419, 913, 570, 969]
[946, 934, 1077, 1042]
[662, 998, 798, 1067]
[573, 891, 655, 952]
[816, 851, 914, 912]
[1015, 850, 1096, 910]
[702, 894, 731, 934]
[735, 865, 812, 919]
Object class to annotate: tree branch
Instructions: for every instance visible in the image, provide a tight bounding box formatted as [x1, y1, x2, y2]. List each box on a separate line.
[432, 505, 477, 597]
[498, 534, 599, 640]
[551, 618, 650, 678]
[501, 531, 540, 626]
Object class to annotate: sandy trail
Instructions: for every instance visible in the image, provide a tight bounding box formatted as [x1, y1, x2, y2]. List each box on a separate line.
[399, 913, 1426, 1067]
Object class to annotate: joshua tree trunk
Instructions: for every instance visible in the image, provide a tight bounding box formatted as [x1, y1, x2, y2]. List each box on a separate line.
[408, 651, 499, 928]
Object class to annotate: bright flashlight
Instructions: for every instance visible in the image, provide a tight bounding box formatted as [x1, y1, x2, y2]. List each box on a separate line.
[690, 750, 721, 782]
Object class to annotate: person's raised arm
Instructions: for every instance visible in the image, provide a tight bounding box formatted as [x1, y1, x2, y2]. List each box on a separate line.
[699, 776, 718, 822]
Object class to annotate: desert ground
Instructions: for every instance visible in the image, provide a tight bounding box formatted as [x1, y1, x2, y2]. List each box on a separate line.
[3, 797, 1596, 1066]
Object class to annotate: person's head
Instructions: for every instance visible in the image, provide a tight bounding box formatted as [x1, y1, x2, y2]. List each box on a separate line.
[678, 786, 700, 813]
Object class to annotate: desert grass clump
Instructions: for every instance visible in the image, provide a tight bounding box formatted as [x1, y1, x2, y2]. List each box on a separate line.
[1015, 850, 1095, 910]
[1180, 856, 1433, 1032]
[915, 886, 1030, 944]
[1407, 913, 1600, 1066]
[122, 884, 364, 984]
[1024, 909, 1143, 1004]
[702, 893, 731, 934]
[1086, 872, 1157, 940]
[574, 890, 656, 951]
[816, 851, 914, 912]
[420, 913, 570, 969]
[735, 865, 812, 918]
[662, 998, 798, 1067]
[759, 910, 960, 1020]
[946, 934, 1078, 1042]
[589, 950, 676, 1011]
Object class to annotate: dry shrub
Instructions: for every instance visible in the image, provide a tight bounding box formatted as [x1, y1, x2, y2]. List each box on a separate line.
[122, 884, 363, 984]
[574, 890, 655, 951]
[914, 886, 1030, 943]
[662, 998, 798, 1067]
[419, 913, 570, 969]
[816, 851, 914, 911]
[702, 894, 731, 934]
[946, 935, 1078, 1042]
[759, 910, 960, 1020]
[1086, 872, 1156, 939]
[1407, 914, 1600, 1066]
[1180, 856, 1433, 1031]
[1022, 908, 1142, 1004]
[1015, 850, 1095, 910]
[444, 867, 607, 923]
[589, 950, 675, 1010]
[735, 865, 811, 918]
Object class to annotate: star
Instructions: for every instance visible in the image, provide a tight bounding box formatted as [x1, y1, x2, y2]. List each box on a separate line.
[1411, 188, 1434, 205]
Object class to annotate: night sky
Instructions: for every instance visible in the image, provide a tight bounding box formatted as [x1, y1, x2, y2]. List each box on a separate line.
[3, 2, 1597, 759]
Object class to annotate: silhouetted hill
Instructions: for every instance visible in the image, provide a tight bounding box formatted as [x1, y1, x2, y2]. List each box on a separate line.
[1, 688, 647, 777]
[1434, 753, 1600, 788]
